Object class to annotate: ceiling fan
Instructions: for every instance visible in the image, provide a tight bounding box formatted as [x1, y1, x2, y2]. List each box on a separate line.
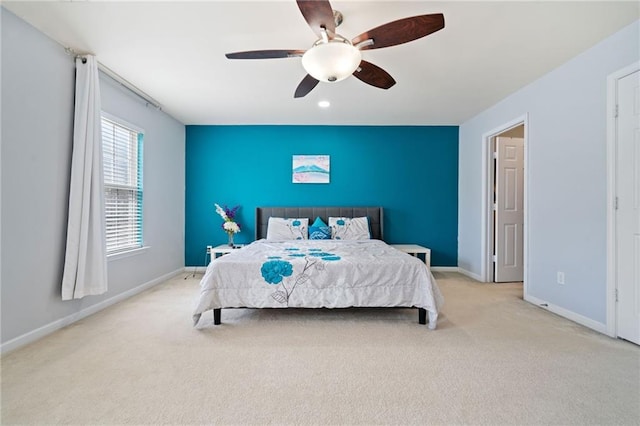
[225, 0, 445, 98]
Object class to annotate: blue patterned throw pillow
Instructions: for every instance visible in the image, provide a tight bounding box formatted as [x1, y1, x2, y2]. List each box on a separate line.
[309, 216, 331, 240]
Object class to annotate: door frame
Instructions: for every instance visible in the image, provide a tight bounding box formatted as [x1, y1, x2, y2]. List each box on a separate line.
[481, 114, 529, 290]
[606, 61, 640, 338]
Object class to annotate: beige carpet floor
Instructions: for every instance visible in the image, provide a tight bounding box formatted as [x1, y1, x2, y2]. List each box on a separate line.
[1, 272, 639, 425]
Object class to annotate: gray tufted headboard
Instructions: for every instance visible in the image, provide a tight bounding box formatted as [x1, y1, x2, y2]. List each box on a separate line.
[255, 207, 384, 241]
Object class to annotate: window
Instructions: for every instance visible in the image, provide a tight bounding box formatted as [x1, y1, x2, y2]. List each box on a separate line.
[101, 115, 143, 254]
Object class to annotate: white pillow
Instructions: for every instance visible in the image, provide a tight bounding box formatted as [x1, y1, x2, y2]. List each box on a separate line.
[266, 217, 309, 240]
[328, 217, 371, 240]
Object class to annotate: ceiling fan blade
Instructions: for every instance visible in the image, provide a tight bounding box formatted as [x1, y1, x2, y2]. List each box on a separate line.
[296, 0, 335, 37]
[225, 50, 305, 59]
[294, 74, 320, 98]
[353, 60, 396, 89]
[351, 14, 444, 50]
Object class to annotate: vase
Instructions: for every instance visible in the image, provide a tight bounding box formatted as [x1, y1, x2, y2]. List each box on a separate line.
[227, 232, 234, 247]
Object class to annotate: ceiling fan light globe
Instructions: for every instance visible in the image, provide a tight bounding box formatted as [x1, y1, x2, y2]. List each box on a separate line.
[302, 42, 362, 83]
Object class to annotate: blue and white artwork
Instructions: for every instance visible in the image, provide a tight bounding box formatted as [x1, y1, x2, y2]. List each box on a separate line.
[292, 155, 330, 184]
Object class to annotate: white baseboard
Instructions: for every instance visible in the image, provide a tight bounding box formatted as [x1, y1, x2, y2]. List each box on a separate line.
[184, 266, 207, 275]
[457, 267, 483, 281]
[431, 266, 459, 273]
[524, 294, 607, 335]
[1, 268, 184, 354]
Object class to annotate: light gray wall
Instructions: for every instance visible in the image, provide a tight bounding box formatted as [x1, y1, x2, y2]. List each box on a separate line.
[1, 8, 185, 345]
[458, 20, 640, 325]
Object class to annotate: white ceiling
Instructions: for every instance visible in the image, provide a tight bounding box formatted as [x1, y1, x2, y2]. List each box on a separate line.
[4, 1, 638, 125]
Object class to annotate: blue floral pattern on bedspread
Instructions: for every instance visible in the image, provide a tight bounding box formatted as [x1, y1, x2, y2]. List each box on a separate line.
[260, 260, 293, 284]
[261, 246, 342, 304]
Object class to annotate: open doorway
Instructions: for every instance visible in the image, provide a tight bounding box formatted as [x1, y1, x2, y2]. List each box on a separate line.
[482, 116, 528, 288]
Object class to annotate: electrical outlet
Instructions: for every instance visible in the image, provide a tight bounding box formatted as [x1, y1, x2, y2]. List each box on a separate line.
[557, 271, 565, 285]
[207, 245, 213, 254]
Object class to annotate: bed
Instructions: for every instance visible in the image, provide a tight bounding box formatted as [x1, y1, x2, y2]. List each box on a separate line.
[192, 207, 443, 328]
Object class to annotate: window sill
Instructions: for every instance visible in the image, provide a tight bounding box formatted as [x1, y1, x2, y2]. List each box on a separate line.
[107, 246, 150, 261]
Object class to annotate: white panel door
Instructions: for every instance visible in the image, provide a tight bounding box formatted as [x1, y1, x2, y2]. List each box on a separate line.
[495, 137, 524, 282]
[616, 69, 640, 345]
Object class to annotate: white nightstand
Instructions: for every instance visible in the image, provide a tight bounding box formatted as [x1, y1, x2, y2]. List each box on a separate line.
[391, 244, 431, 269]
[209, 244, 245, 259]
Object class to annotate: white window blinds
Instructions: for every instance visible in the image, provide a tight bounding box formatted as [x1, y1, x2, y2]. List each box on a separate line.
[101, 116, 143, 254]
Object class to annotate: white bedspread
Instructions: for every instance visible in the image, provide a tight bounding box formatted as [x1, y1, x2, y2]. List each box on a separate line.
[193, 239, 444, 328]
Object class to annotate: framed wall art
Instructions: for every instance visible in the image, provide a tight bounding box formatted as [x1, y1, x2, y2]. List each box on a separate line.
[292, 155, 330, 184]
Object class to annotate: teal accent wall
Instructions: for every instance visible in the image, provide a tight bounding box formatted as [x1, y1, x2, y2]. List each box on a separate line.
[185, 125, 458, 266]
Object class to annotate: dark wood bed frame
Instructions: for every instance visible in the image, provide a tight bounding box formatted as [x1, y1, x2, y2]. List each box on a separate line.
[212, 206, 427, 325]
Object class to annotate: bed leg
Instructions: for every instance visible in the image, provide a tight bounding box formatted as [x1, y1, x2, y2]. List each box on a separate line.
[418, 308, 427, 325]
[213, 308, 221, 325]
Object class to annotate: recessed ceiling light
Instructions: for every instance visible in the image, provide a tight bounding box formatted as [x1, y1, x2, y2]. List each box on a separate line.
[318, 101, 330, 108]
